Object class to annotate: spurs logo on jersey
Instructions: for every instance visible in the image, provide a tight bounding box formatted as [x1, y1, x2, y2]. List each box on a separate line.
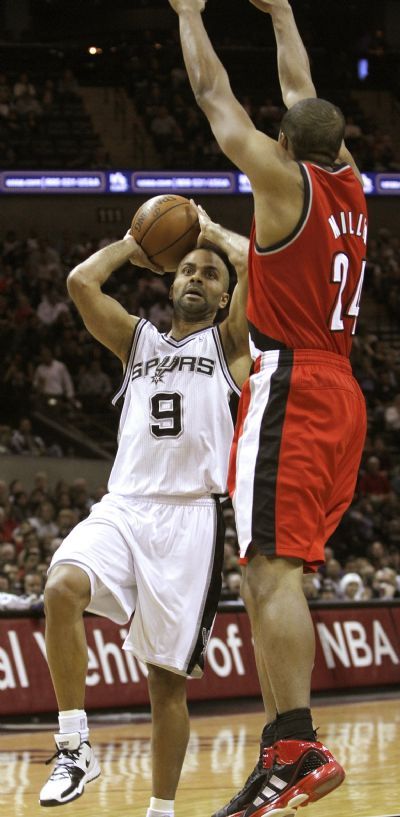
[131, 355, 216, 384]
[109, 320, 240, 498]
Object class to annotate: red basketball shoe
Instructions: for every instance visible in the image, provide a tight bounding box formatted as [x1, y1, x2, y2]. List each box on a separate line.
[243, 740, 345, 817]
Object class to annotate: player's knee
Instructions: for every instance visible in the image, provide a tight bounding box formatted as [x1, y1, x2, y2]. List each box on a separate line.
[147, 664, 187, 703]
[44, 565, 90, 617]
[245, 556, 304, 608]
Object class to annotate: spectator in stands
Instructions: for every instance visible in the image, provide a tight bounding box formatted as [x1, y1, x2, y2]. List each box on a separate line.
[11, 491, 31, 523]
[0, 571, 9, 592]
[324, 558, 343, 594]
[367, 539, 388, 569]
[2, 562, 21, 594]
[36, 286, 70, 327]
[0, 424, 12, 454]
[0, 481, 9, 506]
[19, 543, 42, 574]
[0, 541, 16, 566]
[223, 569, 242, 598]
[33, 346, 75, 402]
[23, 571, 44, 597]
[0, 86, 11, 119]
[56, 508, 77, 538]
[0, 504, 16, 544]
[385, 394, 400, 435]
[3, 353, 33, 415]
[27, 238, 63, 283]
[339, 572, 364, 600]
[223, 525, 239, 567]
[13, 72, 37, 101]
[29, 500, 59, 542]
[58, 68, 80, 99]
[150, 104, 178, 151]
[15, 90, 42, 118]
[359, 455, 391, 503]
[41, 79, 55, 110]
[10, 417, 46, 456]
[77, 360, 112, 405]
[373, 567, 400, 599]
[69, 478, 94, 517]
[319, 579, 337, 601]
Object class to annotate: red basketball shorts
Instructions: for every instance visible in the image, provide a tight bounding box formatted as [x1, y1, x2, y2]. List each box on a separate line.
[228, 349, 367, 570]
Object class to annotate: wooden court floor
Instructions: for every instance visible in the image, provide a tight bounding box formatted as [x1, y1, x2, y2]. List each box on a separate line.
[1, 697, 399, 817]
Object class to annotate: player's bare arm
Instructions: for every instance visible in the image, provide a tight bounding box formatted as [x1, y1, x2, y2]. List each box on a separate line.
[195, 203, 251, 387]
[168, 0, 303, 248]
[67, 235, 157, 364]
[264, 0, 363, 184]
[167, 1, 287, 182]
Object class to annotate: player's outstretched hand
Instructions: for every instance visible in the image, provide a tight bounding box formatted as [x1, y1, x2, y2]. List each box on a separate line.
[191, 201, 213, 246]
[123, 231, 164, 274]
[249, 0, 290, 13]
[168, 0, 206, 14]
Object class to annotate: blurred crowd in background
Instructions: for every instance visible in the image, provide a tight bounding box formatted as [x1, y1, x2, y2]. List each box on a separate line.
[0, 0, 399, 609]
[0, 222, 399, 609]
[0, 12, 399, 172]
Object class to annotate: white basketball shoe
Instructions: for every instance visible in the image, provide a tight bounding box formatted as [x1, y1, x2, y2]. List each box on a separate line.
[39, 731, 101, 807]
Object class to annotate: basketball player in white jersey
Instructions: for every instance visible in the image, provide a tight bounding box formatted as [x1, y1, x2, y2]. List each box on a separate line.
[39, 206, 251, 810]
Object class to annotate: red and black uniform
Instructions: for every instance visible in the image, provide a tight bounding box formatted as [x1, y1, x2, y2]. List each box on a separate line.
[229, 162, 368, 569]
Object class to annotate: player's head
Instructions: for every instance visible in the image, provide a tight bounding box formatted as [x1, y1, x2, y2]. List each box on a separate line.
[170, 245, 232, 322]
[279, 98, 345, 165]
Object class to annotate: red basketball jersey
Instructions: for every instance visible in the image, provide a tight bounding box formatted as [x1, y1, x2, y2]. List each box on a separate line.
[247, 162, 368, 358]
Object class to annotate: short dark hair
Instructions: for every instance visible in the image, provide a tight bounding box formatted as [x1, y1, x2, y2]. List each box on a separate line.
[280, 98, 346, 164]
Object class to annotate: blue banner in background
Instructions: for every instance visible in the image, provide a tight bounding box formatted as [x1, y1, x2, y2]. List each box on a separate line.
[0, 169, 391, 196]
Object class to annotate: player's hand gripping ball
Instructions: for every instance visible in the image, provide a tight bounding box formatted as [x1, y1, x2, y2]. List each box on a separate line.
[130, 195, 200, 272]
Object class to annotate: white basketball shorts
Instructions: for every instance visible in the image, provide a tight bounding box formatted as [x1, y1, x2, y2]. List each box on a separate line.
[49, 492, 224, 677]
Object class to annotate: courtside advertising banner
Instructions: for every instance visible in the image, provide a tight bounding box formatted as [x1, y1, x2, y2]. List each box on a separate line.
[0, 605, 399, 715]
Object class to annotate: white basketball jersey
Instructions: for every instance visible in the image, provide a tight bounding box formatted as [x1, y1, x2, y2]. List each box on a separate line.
[108, 320, 241, 497]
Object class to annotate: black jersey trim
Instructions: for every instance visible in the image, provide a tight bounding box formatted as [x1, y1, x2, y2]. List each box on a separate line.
[248, 320, 288, 353]
[111, 318, 147, 406]
[185, 497, 224, 676]
[308, 161, 351, 174]
[162, 325, 212, 347]
[255, 162, 312, 255]
[213, 326, 241, 395]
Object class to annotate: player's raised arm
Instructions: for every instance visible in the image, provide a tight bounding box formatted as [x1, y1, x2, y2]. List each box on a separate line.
[168, 0, 281, 188]
[194, 203, 251, 381]
[256, 0, 363, 182]
[250, 0, 316, 108]
[67, 234, 159, 364]
[196, 204, 249, 344]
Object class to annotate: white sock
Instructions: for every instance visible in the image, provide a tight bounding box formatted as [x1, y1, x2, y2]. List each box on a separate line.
[146, 797, 174, 817]
[58, 709, 89, 743]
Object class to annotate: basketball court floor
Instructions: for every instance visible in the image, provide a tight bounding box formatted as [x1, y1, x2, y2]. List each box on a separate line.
[1, 696, 399, 817]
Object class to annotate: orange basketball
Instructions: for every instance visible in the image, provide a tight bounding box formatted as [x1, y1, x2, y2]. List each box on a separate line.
[130, 195, 200, 272]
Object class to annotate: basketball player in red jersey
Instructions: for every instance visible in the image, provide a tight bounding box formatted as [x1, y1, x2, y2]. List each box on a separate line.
[169, 1, 367, 815]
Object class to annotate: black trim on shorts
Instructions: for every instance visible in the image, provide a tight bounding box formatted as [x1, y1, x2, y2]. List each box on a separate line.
[251, 349, 293, 554]
[186, 496, 225, 676]
[248, 320, 288, 352]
